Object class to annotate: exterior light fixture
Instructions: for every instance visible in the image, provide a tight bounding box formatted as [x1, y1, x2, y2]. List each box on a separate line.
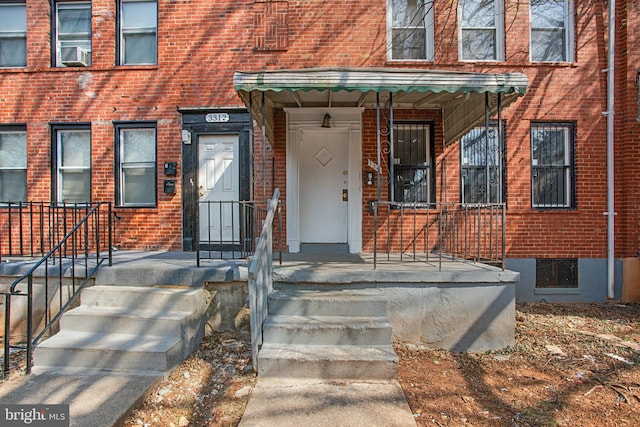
[321, 113, 331, 128]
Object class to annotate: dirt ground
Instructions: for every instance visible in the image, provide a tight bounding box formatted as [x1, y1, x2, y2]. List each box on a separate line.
[3, 303, 639, 426]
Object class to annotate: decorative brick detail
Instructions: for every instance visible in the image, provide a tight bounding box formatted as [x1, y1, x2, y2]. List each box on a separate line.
[253, 1, 288, 51]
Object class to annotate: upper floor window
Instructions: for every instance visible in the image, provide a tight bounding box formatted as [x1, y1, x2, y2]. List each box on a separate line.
[459, 0, 504, 61]
[388, 0, 434, 61]
[531, 122, 574, 208]
[390, 123, 434, 203]
[0, 2, 27, 68]
[53, 125, 91, 203]
[530, 0, 573, 62]
[115, 123, 157, 207]
[118, 0, 157, 65]
[0, 126, 27, 203]
[55, 2, 92, 67]
[460, 122, 504, 203]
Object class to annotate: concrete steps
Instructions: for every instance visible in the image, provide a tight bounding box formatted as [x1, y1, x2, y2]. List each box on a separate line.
[34, 285, 208, 375]
[258, 288, 398, 380]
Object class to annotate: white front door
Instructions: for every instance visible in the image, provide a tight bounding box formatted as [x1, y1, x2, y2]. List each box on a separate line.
[299, 129, 349, 243]
[198, 135, 239, 243]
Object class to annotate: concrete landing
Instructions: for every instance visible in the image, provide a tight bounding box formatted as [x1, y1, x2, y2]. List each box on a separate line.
[0, 371, 160, 427]
[239, 378, 417, 427]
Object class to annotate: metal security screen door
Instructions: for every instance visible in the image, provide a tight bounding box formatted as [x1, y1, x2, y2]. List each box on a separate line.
[198, 134, 239, 244]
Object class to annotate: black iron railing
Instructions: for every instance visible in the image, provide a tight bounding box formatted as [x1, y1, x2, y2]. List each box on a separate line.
[373, 201, 505, 270]
[196, 200, 282, 266]
[2, 202, 112, 375]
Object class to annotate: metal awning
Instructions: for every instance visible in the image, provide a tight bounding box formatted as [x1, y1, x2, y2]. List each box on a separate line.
[233, 67, 528, 145]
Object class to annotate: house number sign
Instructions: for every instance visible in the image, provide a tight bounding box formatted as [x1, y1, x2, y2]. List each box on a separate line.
[206, 113, 229, 123]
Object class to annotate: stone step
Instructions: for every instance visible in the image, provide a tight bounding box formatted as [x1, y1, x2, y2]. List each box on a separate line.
[268, 289, 388, 317]
[59, 306, 194, 337]
[262, 315, 392, 346]
[34, 330, 183, 374]
[32, 285, 208, 374]
[258, 344, 398, 380]
[80, 285, 207, 313]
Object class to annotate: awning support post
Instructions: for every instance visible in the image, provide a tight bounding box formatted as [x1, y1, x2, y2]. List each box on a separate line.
[484, 93, 491, 204]
[374, 93, 381, 269]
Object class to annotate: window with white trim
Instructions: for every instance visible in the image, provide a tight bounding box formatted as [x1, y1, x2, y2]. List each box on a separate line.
[0, 126, 27, 203]
[388, 0, 434, 61]
[116, 124, 156, 207]
[531, 122, 574, 208]
[459, 0, 504, 61]
[461, 122, 504, 203]
[530, 0, 573, 62]
[54, 1, 92, 67]
[54, 126, 91, 203]
[390, 123, 433, 203]
[0, 2, 26, 68]
[118, 0, 157, 65]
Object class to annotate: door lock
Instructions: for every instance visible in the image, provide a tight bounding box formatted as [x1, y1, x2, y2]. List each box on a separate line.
[342, 189, 348, 201]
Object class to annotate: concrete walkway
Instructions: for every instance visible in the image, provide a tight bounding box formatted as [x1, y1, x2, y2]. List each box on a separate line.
[0, 371, 160, 427]
[239, 378, 417, 427]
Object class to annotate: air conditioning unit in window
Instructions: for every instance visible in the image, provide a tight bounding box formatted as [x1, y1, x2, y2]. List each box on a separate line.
[60, 46, 90, 67]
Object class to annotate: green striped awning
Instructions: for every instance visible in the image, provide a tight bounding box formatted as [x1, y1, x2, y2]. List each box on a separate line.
[233, 67, 528, 144]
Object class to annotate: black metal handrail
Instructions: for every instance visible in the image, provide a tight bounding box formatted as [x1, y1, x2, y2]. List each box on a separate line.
[373, 201, 506, 270]
[2, 202, 112, 375]
[196, 200, 282, 266]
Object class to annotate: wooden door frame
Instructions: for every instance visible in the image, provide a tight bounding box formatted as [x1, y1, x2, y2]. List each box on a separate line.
[180, 109, 251, 251]
[284, 107, 363, 253]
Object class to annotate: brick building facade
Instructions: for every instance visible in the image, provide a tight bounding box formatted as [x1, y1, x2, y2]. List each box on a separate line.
[1, 0, 638, 301]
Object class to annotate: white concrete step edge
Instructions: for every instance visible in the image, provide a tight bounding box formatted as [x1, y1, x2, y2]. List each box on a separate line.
[33, 285, 208, 374]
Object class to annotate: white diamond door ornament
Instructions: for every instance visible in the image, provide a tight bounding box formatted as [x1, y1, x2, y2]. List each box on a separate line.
[314, 146, 335, 167]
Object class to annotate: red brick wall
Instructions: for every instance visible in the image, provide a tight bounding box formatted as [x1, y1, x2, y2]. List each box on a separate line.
[1, 0, 633, 259]
[617, 0, 640, 258]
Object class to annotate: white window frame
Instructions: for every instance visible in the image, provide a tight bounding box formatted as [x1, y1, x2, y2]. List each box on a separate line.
[0, 128, 27, 203]
[529, 0, 574, 63]
[55, 127, 91, 204]
[531, 123, 574, 208]
[458, 0, 504, 62]
[460, 121, 504, 204]
[387, 0, 434, 62]
[0, 2, 27, 68]
[54, 1, 92, 67]
[116, 124, 157, 207]
[118, 0, 158, 66]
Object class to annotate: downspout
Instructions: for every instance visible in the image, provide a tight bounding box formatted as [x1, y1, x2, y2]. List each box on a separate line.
[606, 0, 616, 299]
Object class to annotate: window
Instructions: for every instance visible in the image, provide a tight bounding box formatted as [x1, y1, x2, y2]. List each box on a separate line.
[116, 124, 156, 207]
[530, 0, 573, 62]
[118, 0, 157, 65]
[461, 122, 504, 203]
[0, 2, 26, 68]
[53, 126, 91, 203]
[0, 127, 27, 203]
[388, 0, 434, 61]
[536, 258, 578, 288]
[531, 122, 574, 208]
[54, 2, 91, 67]
[459, 0, 504, 61]
[390, 123, 433, 203]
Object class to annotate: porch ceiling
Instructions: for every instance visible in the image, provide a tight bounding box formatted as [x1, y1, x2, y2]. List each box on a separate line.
[233, 67, 528, 146]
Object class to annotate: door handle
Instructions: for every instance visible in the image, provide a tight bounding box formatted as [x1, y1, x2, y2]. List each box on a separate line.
[342, 189, 348, 201]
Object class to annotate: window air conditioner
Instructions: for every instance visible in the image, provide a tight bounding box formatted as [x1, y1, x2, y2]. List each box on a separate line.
[60, 46, 90, 67]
